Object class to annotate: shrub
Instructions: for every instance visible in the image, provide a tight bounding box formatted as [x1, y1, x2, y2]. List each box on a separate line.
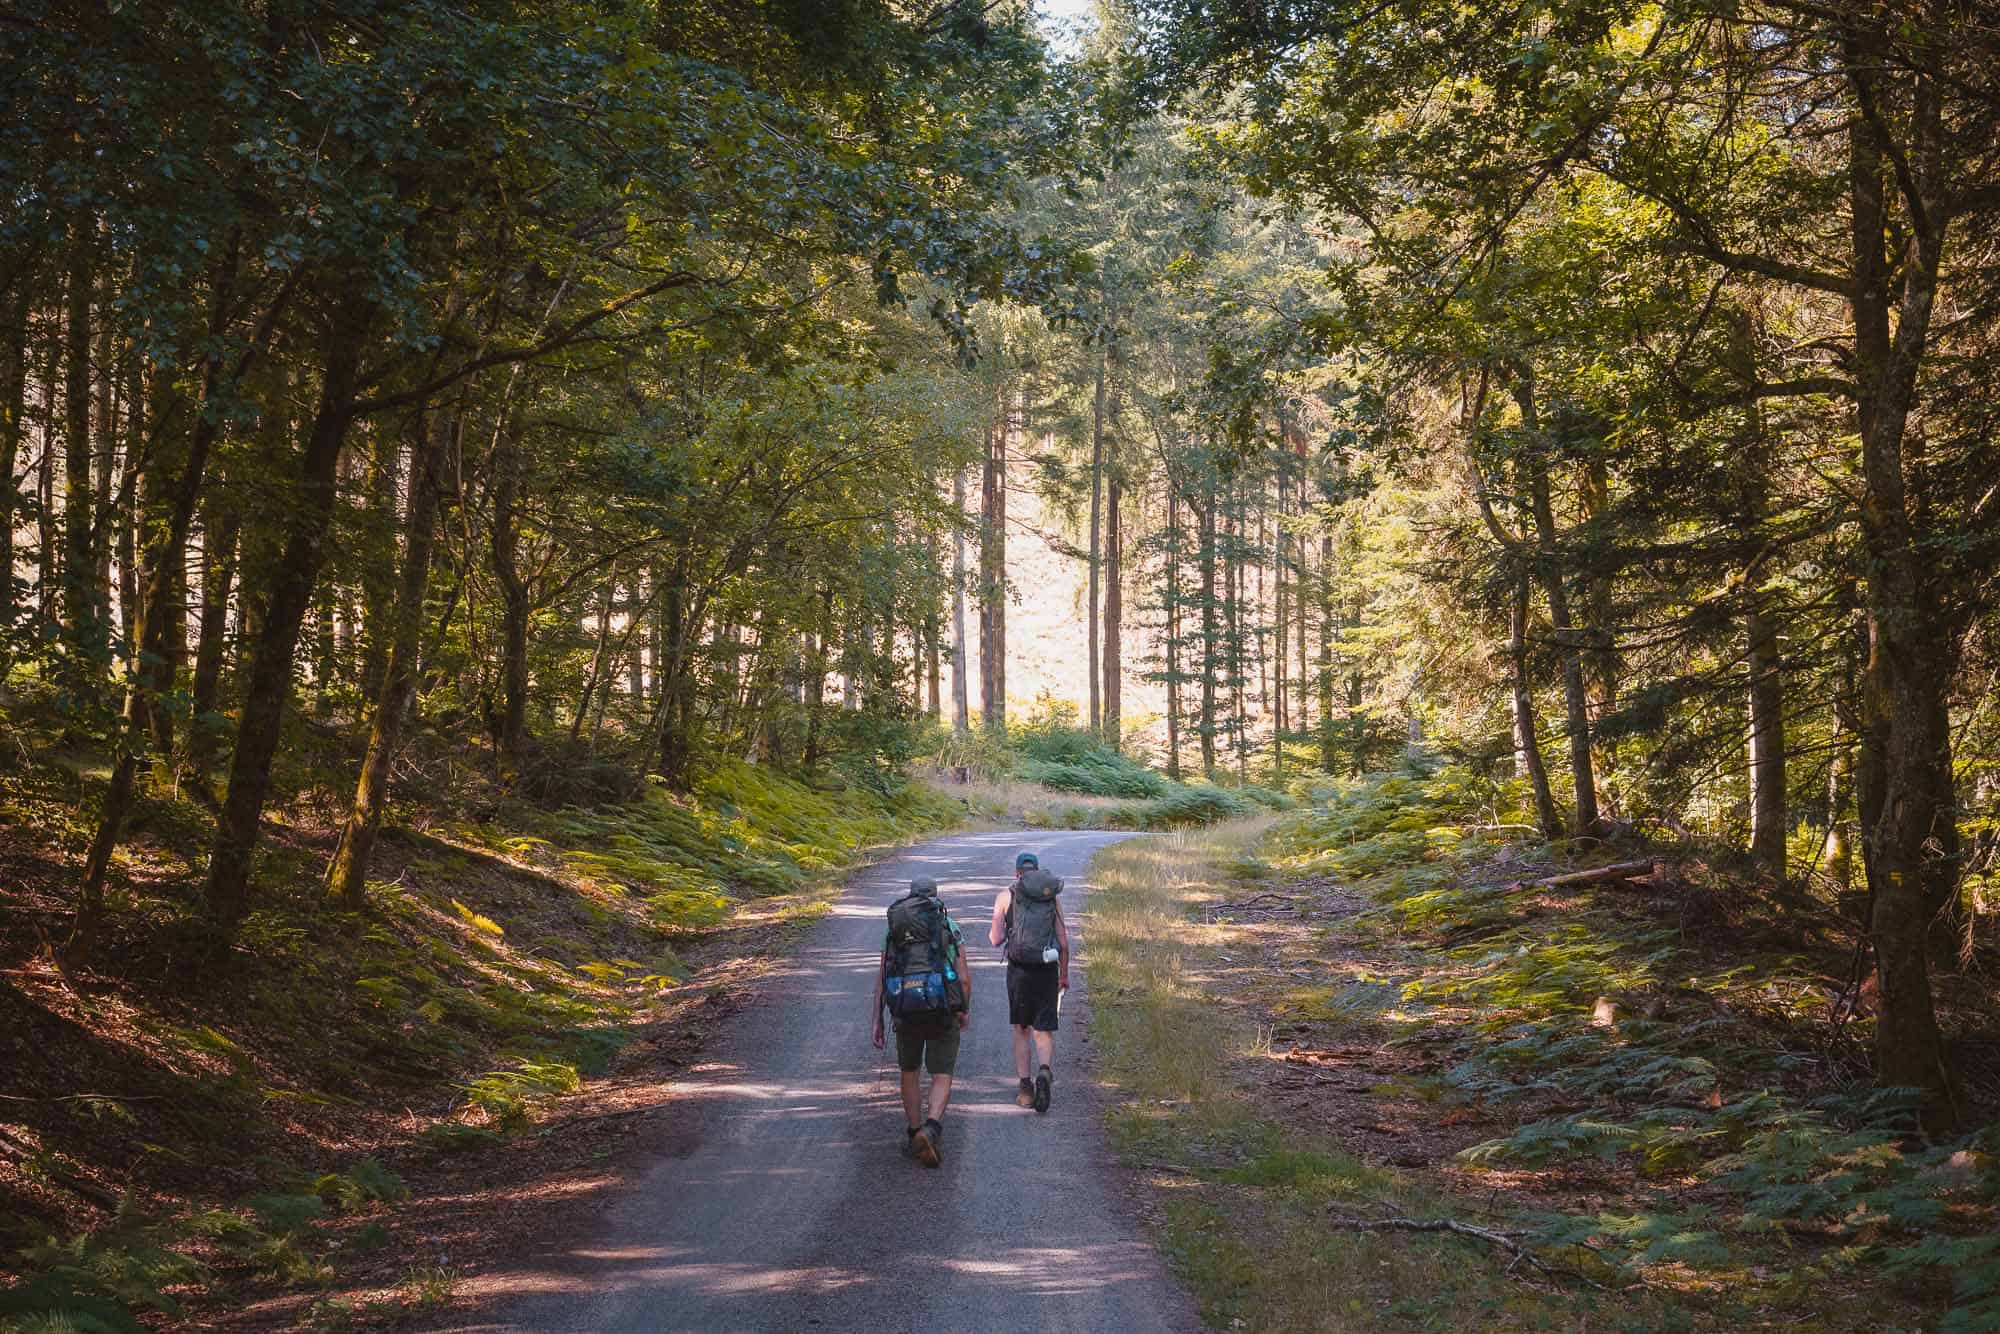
[514, 739, 644, 808]
[1110, 783, 1253, 830]
[1015, 753, 1169, 799]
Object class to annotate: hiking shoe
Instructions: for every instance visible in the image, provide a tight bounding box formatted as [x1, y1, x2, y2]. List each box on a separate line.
[912, 1119, 940, 1168]
[1033, 1065, 1052, 1114]
[1016, 1077, 1035, 1108]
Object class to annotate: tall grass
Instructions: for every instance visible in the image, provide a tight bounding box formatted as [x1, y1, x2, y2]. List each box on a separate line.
[1086, 823, 1268, 1108]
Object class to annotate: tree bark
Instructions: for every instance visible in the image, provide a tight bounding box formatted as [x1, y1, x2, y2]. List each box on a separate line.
[1088, 348, 1104, 736]
[1198, 467, 1218, 781]
[1514, 378, 1599, 837]
[61, 236, 97, 669]
[1510, 571, 1562, 839]
[1102, 469, 1122, 752]
[326, 398, 451, 909]
[204, 291, 372, 926]
[979, 391, 1007, 733]
[1273, 464, 1288, 759]
[1318, 532, 1335, 772]
[0, 282, 28, 644]
[1165, 485, 1182, 782]
[950, 465, 970, 735]
[1745, 586, 1786, 878]
[358, 423, 404, 703]
[1842, 38, 1958, 1129]
[188, 498, 240, 778]
[572, 577, 615, 744]
[490, 413, 529, 773]
[1577, 454, 1618, 813]
[626, 576, 647, 707]
[74, 233, 250, 954]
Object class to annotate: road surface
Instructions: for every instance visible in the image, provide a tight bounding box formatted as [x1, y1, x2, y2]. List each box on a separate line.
[462, 828, 1202, 1334]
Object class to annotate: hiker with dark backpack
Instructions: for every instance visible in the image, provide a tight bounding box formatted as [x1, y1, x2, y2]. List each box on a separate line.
[870, 876, 970, 1167]
[989, 850, 1068, 1113]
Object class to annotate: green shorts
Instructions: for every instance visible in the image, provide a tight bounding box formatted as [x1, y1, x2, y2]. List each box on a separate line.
[895, 1017, 961, 1075]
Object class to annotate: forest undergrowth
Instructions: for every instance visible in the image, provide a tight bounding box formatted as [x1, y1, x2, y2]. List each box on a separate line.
[1088, 766, 2000, 1331]
[0, 721, 962, 1331]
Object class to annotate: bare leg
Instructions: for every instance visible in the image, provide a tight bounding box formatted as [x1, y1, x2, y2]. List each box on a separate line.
[926, 1073, 955, 1121]
[1012, 1025, 1033, 1079]
[1033, 1030, 1054, 1069]
[900, 1070, 922, 1128]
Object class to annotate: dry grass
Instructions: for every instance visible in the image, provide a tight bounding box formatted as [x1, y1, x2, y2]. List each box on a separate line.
[1082, 822, 1699, 1332]
[931, 776, 1149, 829]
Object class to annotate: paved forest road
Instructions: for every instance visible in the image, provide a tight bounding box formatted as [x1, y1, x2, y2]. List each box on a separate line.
[457, 829, 1202, 1334]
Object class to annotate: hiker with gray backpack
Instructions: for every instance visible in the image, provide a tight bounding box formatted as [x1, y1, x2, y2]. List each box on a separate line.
[989, 851, 1069, 1113]
[871, 876, 970, 1167]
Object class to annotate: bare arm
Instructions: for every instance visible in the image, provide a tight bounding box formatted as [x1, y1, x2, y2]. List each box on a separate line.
[989, 890, 1010, 949]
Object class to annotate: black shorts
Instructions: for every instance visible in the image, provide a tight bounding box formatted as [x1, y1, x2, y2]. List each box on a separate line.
[1006, 962, 1060, 1032]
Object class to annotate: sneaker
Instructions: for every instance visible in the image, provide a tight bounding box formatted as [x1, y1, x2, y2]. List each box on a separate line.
[1033, 1065, 1052, 1114]
[912, 1119, 941, 1168]
[1016, 1077, 1035, 1108]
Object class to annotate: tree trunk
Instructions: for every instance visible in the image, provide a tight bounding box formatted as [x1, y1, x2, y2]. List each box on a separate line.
[804, 586, 833, 768]
[572, 577, 615, 744]
[1088, 348, 1104, 735]
[1198, 469, 1217, 781]
[626, 576, 647, 707]
[1273, 465, 1288, 761]
[1511, 570, 1562, 838]
[924, 606, 941, 719]
[950, 466, 970, 735]
[979, 392, 1007, 733]
[35, 337, 57, 637]
[326, 399, 452, 909]
[74, 234, 249, 955]
[1827, 708, 1854, 892]
[1226, 484, 1247, 779]
[1165, 486, 1182, 782]
[358, 423, 404, 703]
[61, 237, 96, 669]
[1296, 491, 1312, 738]
[1745, 587, 1786, 879]
[1843, 53, 1958, 1129]
[1577, 454, 1618, 812]
[490, 414, 529, 772]
[1102, 469, 1122, 752]
[1318, 532, 1335, 772]
[1514, 378, 1599, 837]
[0, 283, 28, 644]
[188, 499, 241, 780]
[204, 291, 372, 926]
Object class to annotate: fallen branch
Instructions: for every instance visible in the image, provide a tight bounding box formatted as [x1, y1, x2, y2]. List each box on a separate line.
[1520, 859, 1655, 890]
[1212, 892, 1297, 911]
[1323, 1214, 1607, 1290]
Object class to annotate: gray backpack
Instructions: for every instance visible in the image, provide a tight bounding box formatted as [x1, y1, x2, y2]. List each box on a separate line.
[1006, 870, 1063, 966]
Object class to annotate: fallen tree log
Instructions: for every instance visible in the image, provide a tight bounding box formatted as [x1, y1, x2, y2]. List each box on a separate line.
[1520, 859, 1655, 890]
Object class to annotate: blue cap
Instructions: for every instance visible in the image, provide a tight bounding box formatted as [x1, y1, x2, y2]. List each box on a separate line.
[1015, 851, 1039, 870]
